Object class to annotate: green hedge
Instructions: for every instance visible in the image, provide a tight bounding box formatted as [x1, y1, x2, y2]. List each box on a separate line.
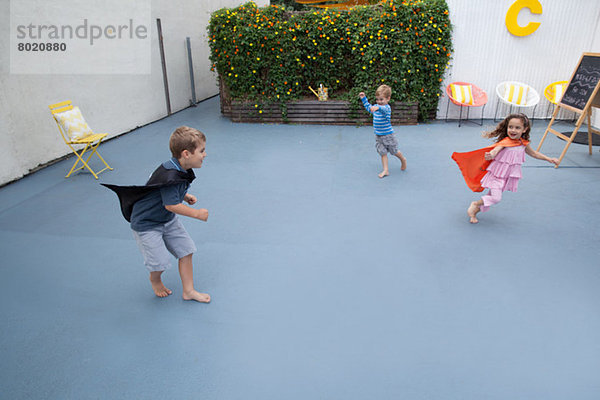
[208, 0, 452, 120]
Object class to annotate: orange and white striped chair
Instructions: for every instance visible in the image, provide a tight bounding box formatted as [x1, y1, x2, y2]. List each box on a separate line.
[445, 82, 488, 127]
[494, 81, 540, 122]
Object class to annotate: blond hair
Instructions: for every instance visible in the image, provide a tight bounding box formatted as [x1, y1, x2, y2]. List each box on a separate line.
[169, 126, 206, 158]
[375, 84, 392, 99]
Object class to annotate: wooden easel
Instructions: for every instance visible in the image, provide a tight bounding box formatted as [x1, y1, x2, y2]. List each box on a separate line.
[537, 52, 600, 167]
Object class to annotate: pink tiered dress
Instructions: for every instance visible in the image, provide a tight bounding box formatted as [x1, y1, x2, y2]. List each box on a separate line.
[479, 145, 526, 212]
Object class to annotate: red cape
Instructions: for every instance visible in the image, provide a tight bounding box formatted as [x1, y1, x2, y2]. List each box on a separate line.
[451, 137, 529, 192]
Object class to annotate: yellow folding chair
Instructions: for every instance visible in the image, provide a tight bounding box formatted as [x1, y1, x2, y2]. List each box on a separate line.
[49, 100, 113, 179]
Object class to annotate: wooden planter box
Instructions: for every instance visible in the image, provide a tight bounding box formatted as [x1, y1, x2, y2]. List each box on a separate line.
[219, 81, 418, 125]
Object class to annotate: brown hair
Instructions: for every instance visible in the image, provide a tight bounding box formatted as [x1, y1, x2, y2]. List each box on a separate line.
[375, 84, 392, 99]
[485, 113, 531, 142]
[169, 126, 206, 158]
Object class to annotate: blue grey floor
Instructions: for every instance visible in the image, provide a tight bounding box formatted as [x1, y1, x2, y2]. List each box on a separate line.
[1, 96, 600, 399]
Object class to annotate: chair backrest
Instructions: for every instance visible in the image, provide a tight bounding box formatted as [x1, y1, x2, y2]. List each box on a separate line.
[496, 81, 539, 107]
[526, 85, 540, 105]
[470, 84, 488, 106]
[49, 100, 74, 143]
[447, 81, 487, 106]
[49, 100, 95, 143]
[49, 100, 73, 115]
[544, 81, 568, 105]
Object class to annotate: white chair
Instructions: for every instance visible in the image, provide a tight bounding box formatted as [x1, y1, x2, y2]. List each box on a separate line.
[494, 81, 540, 123]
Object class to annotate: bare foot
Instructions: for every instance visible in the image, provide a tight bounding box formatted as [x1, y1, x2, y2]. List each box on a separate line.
[467, 201, 480, 224]
[149, 276, 172, 298]
[183, 290, 211, 303]
[400, 156, 407, 171]
[378, 170, 389, 178]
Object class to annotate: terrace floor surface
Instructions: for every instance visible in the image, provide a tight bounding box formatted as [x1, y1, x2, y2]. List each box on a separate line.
[1, 96, 599, 399]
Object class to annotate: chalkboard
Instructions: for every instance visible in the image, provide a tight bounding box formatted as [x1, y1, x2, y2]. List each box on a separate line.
[560, 53, 600, 111]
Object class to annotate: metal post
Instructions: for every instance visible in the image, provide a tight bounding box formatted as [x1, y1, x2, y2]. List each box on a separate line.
[156, 19, 171, 115]
[186, 37, 197, 106]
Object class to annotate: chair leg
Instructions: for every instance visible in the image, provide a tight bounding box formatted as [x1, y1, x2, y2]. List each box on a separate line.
[445, 99, 450, 123]
[88, 142, 113, 174]
[65, 140, 112, 179]
[451, 105, 488, 127]
[480, 104, 486, 126]
[66, 144, 99, 179]
[494, 98, 500, 122]
[65, 147, 84, 178]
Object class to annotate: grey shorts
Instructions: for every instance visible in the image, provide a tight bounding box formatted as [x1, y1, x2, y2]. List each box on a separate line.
[375, 133, 398, 156]
[132, 217, 197, 272]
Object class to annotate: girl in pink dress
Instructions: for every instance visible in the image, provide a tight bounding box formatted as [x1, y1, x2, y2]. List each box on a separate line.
[464, 114, 559, 223]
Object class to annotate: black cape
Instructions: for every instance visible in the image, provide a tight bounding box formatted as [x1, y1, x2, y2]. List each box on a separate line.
[102, 165, 195, 222]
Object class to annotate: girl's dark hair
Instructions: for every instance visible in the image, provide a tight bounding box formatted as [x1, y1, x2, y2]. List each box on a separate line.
[484, 113, 531, 142]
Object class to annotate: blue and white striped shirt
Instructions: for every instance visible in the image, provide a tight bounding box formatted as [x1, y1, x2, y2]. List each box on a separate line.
[361, 96, 394, 136]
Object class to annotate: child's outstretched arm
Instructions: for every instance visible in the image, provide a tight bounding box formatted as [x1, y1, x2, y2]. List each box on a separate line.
[165, 202, 208, 221]
[484, 145, 504, 160]
[359, 93, 376, 114]
[525, 144, 559, 165]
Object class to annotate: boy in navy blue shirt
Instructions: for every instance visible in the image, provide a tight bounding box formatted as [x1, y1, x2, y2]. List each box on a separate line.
[359, 85, 407, 178]
[105, 126, 210, 302]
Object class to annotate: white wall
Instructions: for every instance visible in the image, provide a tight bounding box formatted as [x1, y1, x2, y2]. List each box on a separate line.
[0, 0, 269, 186]
[441, 0, 600, 124]
[1, 0, 599, 185]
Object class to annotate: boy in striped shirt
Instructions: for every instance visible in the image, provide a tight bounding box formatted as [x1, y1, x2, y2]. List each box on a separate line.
[359, 85, 407, 178]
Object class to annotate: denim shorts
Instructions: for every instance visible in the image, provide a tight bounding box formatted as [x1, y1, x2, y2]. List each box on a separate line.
[132, 217, 197, 272]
